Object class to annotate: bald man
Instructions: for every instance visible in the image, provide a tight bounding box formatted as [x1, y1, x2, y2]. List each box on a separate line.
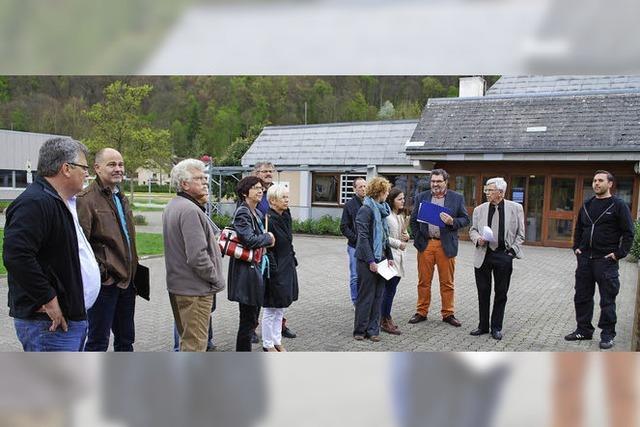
[77, 148, 139, 351]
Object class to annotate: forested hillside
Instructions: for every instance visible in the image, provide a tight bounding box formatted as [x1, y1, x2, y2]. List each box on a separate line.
[0, 76, 498, 165]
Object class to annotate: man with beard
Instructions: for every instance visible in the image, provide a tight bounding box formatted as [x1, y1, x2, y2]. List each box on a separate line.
[408, 168, 469, 328]
[77, 148, 139, 351]
[565, 170, 634, 350]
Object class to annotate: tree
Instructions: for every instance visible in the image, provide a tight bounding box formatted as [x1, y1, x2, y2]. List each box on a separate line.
[84, 81, 171, 199]
[0, 77, 10, 102]
[377, 100, 396, 120]
[342, 92, 371, 122]
[394, 100, 423, 119]
[421, 77, 448, 101]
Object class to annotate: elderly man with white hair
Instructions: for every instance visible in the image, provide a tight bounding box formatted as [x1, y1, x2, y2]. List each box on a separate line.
[163, 159, 226, 351]
[468, 177, 525, 341]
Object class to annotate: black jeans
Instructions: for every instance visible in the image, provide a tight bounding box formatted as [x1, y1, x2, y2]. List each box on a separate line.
[85, 284, 136, 352]
[354, 260, 386, 337]
[237, 303, 259, 351]
[574, 256, 620, 340]
[474, 250, 513, 332]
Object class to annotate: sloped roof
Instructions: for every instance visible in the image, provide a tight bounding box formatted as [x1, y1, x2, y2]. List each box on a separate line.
[408, 75, 640, 155]
[0, 129, 70, 170]
[487, 75, 640, 96]
[242, 120, 418, 167]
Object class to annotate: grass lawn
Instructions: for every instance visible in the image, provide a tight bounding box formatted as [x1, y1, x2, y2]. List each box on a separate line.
[132, 204, 166, 212]
[0, 230, 163, 276]
[136, 232, 164, 256]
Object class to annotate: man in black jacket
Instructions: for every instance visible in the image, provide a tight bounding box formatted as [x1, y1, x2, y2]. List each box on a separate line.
[565, 170, 634, 350]
[3, 137, 100, 351]
[340, 176, 366, 307]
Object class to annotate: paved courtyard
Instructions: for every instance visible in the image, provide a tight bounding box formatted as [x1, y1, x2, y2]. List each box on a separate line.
[1, 235, 638, 352]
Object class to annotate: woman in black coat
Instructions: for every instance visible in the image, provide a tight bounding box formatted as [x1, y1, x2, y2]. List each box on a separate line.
[227, 176, 275, 351]
[262, 183, 299, 352]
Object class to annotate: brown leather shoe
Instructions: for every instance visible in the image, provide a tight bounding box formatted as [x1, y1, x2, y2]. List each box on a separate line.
[368, 335, 381, 342]
[381, 317, 396, 334]
[408, 313, 427, 324]
[442, 315, 462, 327]
[389, 317, 402, 335]
[274, 344, 287, 352]
[354, 335, 365, 341]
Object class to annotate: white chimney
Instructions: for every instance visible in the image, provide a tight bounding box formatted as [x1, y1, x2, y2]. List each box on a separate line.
[459, 76, 486, 97]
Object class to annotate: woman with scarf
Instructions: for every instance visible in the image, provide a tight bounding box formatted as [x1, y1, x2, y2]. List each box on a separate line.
[353, 176, 394, 342]
[227, 176, 275, 351]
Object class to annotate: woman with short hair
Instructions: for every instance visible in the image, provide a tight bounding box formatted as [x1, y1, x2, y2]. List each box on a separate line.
[353, 176, 394, 342]
[227, 176, 275, 352]
[261, 183, 299, 352]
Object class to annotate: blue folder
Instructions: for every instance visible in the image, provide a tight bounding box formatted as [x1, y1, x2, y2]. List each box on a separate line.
[417, 202, 452, 228]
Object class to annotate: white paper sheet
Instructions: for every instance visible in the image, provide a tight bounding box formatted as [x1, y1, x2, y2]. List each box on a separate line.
[376, 260, 398, 281]
[481, 225, 497, 242]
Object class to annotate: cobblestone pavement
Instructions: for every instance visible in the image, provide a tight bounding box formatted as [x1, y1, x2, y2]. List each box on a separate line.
[1, 235, 637, 352]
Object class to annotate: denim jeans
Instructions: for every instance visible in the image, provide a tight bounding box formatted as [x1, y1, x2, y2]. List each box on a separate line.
[14, 318, 88, 352]
[85, 284, 136, 352]
[381, 276, 401, 318]
[347, 245, 359, 304]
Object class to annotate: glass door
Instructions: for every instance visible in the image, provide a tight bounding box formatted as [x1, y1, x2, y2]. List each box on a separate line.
[544, 176, 578, 247]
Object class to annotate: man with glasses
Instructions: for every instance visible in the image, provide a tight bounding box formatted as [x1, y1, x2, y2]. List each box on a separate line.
[468, 177, 525, 341]
[163, 159, 226, 351]
[408, 168, 469, 328]
[3, 137, 100, 351]
[76, 148, 140, 351]
[253, 161, 297, 339]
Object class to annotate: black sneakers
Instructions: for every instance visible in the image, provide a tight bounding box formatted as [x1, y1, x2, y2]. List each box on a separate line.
[564, 331, 593, 341]
[599, 339, 615, 350]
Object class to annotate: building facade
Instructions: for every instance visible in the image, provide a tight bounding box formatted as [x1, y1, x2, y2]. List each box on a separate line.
[406, 75, 640, 247]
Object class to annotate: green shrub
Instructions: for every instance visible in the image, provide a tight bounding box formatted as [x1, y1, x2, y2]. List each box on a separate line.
[133, 214, 148, 226]
[211, 213, 232, 229]
[293, 215, 341, 236]
[133, 183, 171, 192]
[0, 200, 10, 214]
[630, 219, 640, 261]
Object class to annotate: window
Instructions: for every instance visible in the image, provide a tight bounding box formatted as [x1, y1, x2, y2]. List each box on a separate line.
[312, 173, 366, 206]
[0, 169, 15, 188]
[312, 174, 339, 204]
[340, 174, 366, 205]
[454, 175, 478, 208]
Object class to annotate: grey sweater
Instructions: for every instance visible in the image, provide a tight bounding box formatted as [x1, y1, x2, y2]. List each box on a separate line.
[163, 196, 226, 296]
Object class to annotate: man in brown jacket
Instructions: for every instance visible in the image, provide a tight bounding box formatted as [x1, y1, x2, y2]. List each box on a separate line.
[77, 148, 139, 351]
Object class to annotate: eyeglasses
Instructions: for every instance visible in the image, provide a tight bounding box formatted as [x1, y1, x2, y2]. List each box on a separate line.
[68, 162, 89, 172]
[483, 188, 498, 194]
[251, 185, 264, 191]
[258, 170, 273, 174]
[190, 176, 208, 182]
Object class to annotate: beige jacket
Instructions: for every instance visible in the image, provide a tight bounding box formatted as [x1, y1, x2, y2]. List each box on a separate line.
[386, 212, 408, 277]
[469, 199, 525, 269]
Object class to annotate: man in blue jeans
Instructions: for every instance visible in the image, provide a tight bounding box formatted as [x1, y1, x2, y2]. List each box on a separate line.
[340, 177, 367, 307]
[4, 137, 100, 351]
[77, 148, 139, 351]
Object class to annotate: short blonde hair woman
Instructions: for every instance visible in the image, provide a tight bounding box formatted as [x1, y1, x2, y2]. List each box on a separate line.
[353, 176, 394, 342]
[262, 184, 299, 352]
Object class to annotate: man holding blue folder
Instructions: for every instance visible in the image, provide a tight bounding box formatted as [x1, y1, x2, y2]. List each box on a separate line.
[408, 169, 469, 327]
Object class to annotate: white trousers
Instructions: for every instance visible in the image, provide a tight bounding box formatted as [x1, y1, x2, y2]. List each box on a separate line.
[261, 307, 284, 348]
